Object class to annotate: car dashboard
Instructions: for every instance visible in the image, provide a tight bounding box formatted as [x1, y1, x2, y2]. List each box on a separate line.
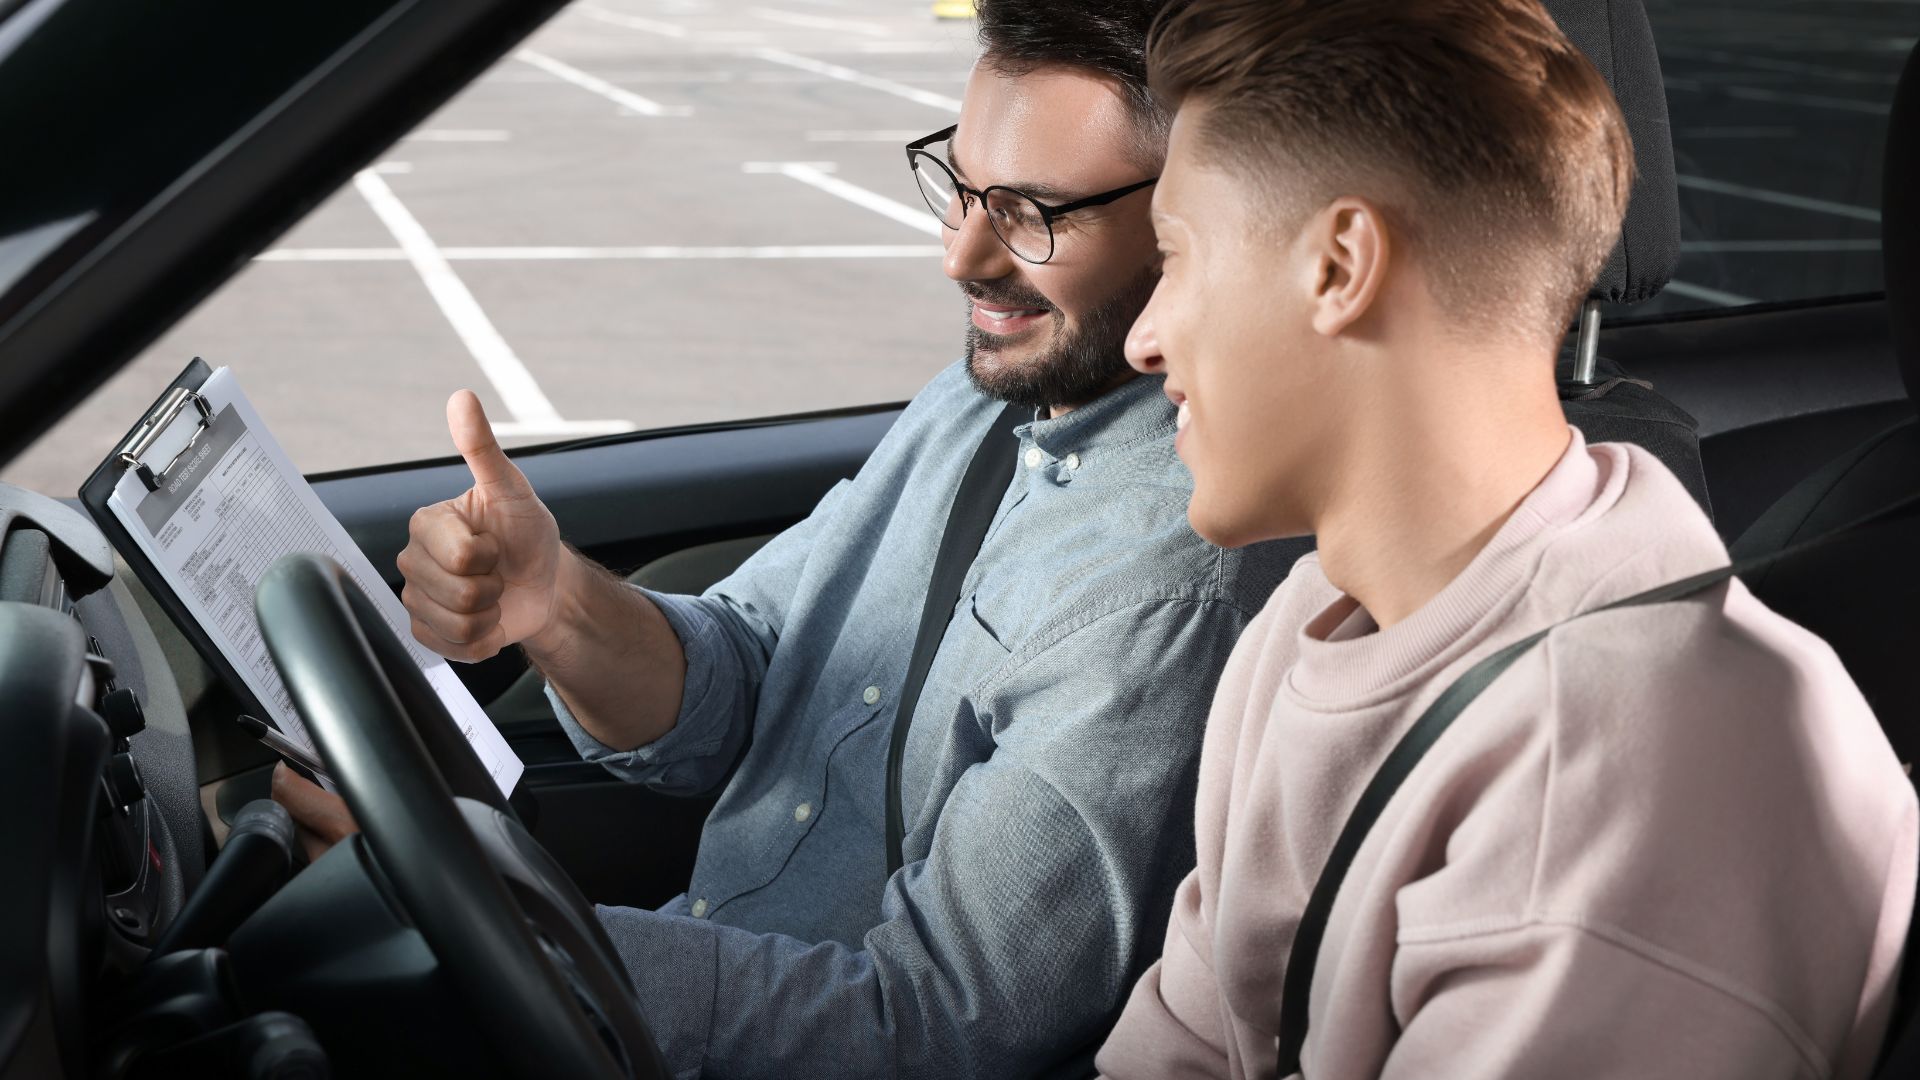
[0, 495, 210, 1078]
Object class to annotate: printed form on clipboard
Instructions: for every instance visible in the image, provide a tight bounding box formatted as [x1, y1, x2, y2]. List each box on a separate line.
[106, 366, 524, 796]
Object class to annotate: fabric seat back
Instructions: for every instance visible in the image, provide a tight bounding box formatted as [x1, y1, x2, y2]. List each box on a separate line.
[1543, 0, 1711, 513]
[1728, 36, 1920, 1080]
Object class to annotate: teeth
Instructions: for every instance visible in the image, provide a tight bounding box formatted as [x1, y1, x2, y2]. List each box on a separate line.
[1176, 402, 1190, 431]
[980, 306, 1042, 321]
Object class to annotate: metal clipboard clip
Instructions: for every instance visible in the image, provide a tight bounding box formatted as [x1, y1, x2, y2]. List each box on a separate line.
[116, 386, 215, 492]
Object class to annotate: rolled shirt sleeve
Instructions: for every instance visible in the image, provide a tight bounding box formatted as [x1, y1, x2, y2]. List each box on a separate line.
[597, 596, 1253, 1078]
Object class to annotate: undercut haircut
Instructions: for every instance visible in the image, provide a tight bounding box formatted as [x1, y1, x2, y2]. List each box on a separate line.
[975, 0, 1173, 167]
[1146, 0, 1635, 343]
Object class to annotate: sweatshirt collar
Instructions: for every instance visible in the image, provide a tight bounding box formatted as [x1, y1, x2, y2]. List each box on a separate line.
[1288, 427, 1606, 705]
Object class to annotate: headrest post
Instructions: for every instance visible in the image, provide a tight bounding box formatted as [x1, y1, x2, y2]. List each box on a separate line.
[1573, 300, 1603, 387]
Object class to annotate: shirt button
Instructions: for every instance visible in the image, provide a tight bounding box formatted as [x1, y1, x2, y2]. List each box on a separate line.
[1023, 447, 1042, 469]
[1065, 453, 1081, 471]
[863, 685, 881, 706]
[794, 802, 812, 823]
[691, 898, 709, 918]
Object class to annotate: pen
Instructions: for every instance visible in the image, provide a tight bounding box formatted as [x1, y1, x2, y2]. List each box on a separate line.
[235, 714, 334, 788]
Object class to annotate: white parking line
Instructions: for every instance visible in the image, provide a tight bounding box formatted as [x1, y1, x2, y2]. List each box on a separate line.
[1677, 175, 1882, 223]
[743, 162, 943, 236]
[577, 4, 688, 38]
[749, 7, 888, 36]
[1660, 46, 1900, 86]
[1663, 77, 1891, 117]
[1677, 126, 1796, 139]
[350, 170, 633, 436]
[404, 129, 513, 142]
[257, 245, 945, 261]
[514, 50, 693, 117]
[1681, 239, 1880, 253]
[853, 41, 965, 54]
[751, 49, 962, 112]
[808, 129, 928, 141]
[1718, 84, 1892, 116]
[1664, 280, 1760, 307]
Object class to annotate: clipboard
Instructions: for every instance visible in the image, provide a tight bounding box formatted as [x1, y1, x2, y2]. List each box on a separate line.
[79, 357, 274, 729]
[79, 358, 523, 796]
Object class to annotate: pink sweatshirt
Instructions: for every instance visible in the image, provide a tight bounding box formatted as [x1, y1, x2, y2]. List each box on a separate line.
[1098, 430, 1918, 1080]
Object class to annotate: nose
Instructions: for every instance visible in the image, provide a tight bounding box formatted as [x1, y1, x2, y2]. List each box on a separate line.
[943, 200, 1019, 284]
[1125, 286, 1166, 375]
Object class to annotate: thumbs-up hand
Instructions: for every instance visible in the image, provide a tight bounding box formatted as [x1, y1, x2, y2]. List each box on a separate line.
[397, 390, 564, 662]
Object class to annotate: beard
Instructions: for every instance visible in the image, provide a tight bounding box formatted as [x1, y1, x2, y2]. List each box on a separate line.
[962, 266, 1160, 412]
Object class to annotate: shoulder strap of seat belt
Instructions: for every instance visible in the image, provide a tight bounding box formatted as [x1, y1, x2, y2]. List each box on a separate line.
[1276, 488, 1920, 1077]
[885, 402, 1028, 876]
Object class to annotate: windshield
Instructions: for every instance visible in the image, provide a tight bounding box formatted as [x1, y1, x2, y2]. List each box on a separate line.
[0, 0, 1912, 492]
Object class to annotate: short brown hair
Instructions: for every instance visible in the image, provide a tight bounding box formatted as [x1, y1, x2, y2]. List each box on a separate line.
[976, 0, 1173, 166]
[1146, 0, 1634, 340]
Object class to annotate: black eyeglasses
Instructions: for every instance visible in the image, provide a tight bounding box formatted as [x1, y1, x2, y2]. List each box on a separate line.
[904, 125, 1158, 265]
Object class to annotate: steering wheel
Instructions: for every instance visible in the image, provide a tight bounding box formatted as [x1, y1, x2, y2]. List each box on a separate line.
[252, 553, 667, 1079]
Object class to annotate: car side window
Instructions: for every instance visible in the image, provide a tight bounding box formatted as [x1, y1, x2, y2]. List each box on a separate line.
[1613, 3, 1915, 319]
[1, 0, 976, 490]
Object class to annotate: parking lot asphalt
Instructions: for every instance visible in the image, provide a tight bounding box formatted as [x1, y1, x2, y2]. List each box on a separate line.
[2, 0, 1913, 494]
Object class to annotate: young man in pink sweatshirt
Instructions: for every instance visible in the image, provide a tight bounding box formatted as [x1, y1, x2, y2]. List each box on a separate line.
[1095, 1, 1918, 1077]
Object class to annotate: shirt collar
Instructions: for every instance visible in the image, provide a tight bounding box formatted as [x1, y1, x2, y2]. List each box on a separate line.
[1015, 374, 1175, 459]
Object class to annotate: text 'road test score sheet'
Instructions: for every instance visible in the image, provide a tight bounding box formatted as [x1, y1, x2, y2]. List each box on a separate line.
[107, 367, 524, 796]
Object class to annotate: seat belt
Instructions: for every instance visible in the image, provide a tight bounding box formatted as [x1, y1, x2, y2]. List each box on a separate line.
[1276, 489, 1920, 1078]
[885, 402, 1028, 876]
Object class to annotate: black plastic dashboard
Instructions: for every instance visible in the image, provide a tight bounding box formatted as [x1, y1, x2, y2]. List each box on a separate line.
[0, 501, 206, 1079]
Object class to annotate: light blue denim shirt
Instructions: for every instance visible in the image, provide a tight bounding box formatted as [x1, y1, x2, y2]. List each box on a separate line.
[552, 362, 1310, 1078]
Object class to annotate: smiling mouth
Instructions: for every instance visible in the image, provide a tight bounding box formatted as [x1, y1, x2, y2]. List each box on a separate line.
[976, 304, 1048, 323]
[968, 296, 1054, 338]
[963, 284, 1054, 334]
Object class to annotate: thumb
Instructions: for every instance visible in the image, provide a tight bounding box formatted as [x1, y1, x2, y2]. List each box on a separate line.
[445, 390, 528, 496]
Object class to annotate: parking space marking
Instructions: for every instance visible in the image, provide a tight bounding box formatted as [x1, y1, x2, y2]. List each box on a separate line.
[807, 129, 926, 141]
[578, 4, 689, 38]
[1677, 175, 1882, 223]
[1677, 126, 1797, 138]
[1681, 239, 1880, 253]
[744, 162, 943, 236]
[351, 170, 633, 436]
[1660, 46, 1901, 86]
[852, 41, 966, 54]
[751, 49, 962, 112]
[1664, 77, 1891, 116]
[258, 245, 944, 261]
[749, 7, 887, 35]
[515, 50, 695, 117]
[405, 129, 513, 142]
[494, 418, 640, 437]
[1664, 280, 1760, 307]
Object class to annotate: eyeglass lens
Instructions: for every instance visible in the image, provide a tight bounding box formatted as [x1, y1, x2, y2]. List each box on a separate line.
[911, 156, 1054, 264]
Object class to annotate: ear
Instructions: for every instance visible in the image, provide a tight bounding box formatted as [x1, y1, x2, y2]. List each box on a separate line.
[1304, 197, 1391, 339]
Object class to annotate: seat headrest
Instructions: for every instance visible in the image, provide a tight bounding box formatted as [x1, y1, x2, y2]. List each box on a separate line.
[1885, 41, 1920, 404]
[1541, 0, 1680, 307]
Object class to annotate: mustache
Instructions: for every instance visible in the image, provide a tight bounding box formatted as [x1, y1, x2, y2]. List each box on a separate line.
[960, 282, 1054, 311]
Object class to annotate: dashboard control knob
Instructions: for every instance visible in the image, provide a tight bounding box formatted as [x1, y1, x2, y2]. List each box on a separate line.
[105, 752, 146, 808]
[102, 687, 147, 740]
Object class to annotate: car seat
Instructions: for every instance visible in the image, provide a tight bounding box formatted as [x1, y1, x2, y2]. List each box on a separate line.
[1542, 0, 1713, 515]
[1726, 37, 1920, 1078]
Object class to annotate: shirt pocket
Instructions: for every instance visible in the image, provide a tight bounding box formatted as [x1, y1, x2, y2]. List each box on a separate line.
[922, 593, 1016, 704]
[894, 594, 1015, 842]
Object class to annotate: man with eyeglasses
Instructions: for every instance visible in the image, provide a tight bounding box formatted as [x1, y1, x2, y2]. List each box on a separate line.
[273, 0, 1307, 1074]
